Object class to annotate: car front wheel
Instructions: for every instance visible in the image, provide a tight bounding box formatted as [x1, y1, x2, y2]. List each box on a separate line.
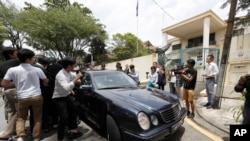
[106, 115, 122, 141]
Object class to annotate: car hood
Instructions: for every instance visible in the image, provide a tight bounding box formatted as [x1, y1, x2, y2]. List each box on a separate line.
[96, 87, 178, 112]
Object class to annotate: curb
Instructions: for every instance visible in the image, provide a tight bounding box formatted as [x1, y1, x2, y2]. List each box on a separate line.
[194, 106, 229, 134]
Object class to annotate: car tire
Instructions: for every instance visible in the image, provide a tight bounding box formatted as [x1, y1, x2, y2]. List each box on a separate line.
[106, 115, 122, 141]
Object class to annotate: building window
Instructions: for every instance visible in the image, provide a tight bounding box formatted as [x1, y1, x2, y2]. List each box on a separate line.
[187, 33, 216, 48]
[172, 44, 181, 50]
[233, 28, 244, 36]
[209, 33, 216, 45]
[188, 37, 202, 47]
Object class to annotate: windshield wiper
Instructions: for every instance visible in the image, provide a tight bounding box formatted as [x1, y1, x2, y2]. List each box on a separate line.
[98, 86, 124, 90]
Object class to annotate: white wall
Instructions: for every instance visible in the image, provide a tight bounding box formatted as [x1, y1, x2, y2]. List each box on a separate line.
[95, 53, 158, 82]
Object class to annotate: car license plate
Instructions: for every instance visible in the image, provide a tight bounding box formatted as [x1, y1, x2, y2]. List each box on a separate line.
[171, 120, 183, 132]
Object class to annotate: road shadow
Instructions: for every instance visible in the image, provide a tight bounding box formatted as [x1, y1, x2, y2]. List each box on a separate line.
[222, 136, 229, 141]
[160, 126, 185, 141]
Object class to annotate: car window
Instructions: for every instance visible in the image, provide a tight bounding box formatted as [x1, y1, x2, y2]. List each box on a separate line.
[93, 72, 137, 89]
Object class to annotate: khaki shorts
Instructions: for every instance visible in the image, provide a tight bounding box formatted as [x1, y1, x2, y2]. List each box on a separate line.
[183, 88, 194, 102]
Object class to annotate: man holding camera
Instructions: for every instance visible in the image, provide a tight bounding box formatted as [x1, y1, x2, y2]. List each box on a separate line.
[180, 59, 197, 118]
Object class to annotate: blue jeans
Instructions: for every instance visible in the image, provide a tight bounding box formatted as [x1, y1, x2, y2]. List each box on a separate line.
[147, 81, 155, 87]
[206, 78, 215, 105]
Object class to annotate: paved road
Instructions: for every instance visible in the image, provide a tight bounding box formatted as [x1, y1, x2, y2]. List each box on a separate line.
[0, 99, 221, 141]
[0, 92, 224, 141]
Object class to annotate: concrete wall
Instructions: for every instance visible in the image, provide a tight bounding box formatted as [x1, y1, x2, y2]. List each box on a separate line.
[95, 53, 158, 83]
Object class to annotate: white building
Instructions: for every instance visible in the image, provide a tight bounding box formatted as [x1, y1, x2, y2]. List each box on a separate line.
[161, 10, 250, 96]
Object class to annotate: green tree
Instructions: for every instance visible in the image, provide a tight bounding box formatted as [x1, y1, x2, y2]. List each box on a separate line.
[111, 33, 151, 61]
[88, 35, 108, 64]
[15, 2, 107, 60]
[221, 0, 250, 26]
[0, 1, 25, 50]
[43, 0, 70, 9]
[0, 22, 5, 46]
[0, 22, 5, 61]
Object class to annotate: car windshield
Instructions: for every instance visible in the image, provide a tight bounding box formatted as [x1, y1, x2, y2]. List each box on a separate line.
[93, 71, 138, 89]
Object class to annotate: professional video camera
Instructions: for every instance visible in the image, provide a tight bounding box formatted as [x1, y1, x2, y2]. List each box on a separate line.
[171, 64, 186, 75]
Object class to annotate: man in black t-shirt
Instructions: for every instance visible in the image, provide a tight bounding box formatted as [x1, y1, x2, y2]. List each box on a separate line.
[180, 59, 197, 119]
[0, 47, 20, 138]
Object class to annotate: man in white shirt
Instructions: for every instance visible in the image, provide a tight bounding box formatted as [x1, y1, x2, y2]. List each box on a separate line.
[1, 49, 49, 141]
[52, 57, 83, 141]
[128, 64, 140, 84]
[202, 54, 219, 109]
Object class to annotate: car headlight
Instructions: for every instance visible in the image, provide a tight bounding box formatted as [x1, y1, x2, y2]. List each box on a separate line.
[150, 115, 159, 126]
[137, 112, 150, 130]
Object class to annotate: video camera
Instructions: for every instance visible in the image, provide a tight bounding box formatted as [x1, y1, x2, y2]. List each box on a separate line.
[171, 64, 186, 75]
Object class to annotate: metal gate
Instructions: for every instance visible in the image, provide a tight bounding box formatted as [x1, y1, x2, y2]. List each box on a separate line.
[158, 47, 220, 82]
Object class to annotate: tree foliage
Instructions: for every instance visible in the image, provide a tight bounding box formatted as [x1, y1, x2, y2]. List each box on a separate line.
[15, 1, 107, 60]
[0, 22, 5, 46]
[111, 33, 152, 61]
[0, 0, 151, 64]
[0, 1, 25, 50]
[221, 0, 250, 26]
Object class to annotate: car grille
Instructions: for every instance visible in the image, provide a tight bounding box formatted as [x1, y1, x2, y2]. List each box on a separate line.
[160, 104, 180, 123]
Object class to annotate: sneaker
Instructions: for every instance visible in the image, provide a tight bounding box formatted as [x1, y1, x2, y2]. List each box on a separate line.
[68, 131, 83, 139]
[0, 131, 9, 138]
[16, 137, 24, 141]
[207, 105, 214, 109]
[34, 138, 40, 141]
[188, 113, 195, 118]
[187, 111, 190, 117]
[203, 103, 210, 107]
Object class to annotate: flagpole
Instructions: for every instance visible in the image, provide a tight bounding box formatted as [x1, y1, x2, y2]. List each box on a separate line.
[137, 15, 138, 54]
[136, 0, 139, 54]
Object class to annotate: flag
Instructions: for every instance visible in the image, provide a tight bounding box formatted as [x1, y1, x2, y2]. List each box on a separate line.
[136, 0, 138, 17]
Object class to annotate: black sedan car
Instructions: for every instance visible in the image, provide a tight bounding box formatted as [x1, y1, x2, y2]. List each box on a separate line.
[75, 70, 186, 141]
